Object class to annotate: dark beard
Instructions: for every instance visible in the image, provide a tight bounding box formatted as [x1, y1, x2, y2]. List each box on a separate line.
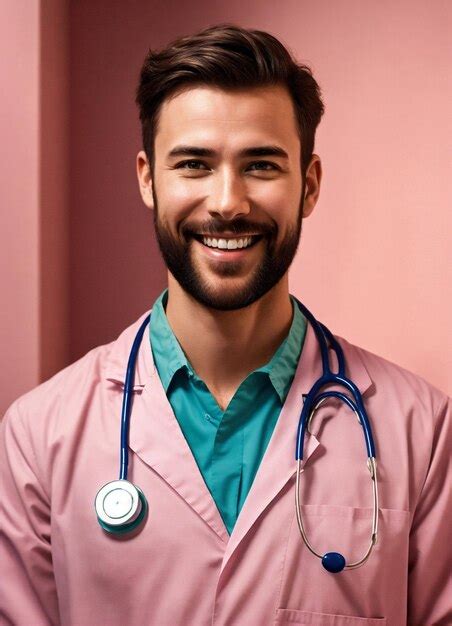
[151, 185, 304, 312]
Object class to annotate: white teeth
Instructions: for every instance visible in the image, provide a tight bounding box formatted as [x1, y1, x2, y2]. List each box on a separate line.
[201, 236, 253, 249]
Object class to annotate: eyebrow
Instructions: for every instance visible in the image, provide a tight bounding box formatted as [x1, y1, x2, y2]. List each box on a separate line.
[167, 144, 289, 160]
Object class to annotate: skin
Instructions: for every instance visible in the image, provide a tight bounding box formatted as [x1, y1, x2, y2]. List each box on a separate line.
[137, 84, 321, 410]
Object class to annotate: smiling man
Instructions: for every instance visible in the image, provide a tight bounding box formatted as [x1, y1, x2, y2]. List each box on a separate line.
[137, 82, 320, 411]
[1, 24, 451, 626]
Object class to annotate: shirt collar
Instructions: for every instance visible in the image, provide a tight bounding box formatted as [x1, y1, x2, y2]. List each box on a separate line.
[149, 289, 195, 392]
[149, 289, 306, 402]
[104, 303, 373, 399]
[254, 296, 306, 402]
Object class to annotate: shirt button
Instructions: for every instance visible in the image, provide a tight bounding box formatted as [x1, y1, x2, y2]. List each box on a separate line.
[205, 413, 213, 422]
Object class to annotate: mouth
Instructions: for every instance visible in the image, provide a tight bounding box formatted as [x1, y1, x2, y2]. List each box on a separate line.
[192, 234, 264, 251]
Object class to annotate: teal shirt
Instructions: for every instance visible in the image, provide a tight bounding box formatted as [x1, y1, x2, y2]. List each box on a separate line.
[149, 289, 306, 535]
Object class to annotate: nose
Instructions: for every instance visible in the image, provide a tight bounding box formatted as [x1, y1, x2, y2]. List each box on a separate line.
[207, 168, 251, 221]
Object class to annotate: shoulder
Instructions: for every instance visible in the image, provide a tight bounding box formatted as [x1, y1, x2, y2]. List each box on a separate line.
[0, 345, 109, 474]
[1, 310, 152, 445]
[336, 336, 450, 512]
[337, 334, 450, 437]
[341, 335, 447, 403]
[5, 342, 107, 418]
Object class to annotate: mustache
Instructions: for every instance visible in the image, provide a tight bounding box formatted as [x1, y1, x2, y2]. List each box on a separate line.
[182, 218, 276, 238]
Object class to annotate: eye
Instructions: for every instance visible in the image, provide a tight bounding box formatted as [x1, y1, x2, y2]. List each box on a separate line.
[247, 161, 279, 172]
[175, 160, 209, 170]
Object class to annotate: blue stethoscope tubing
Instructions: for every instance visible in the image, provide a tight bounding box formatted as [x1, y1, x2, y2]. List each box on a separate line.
[292, 297, 376, 461]
[94, 314, 151, 535]
[95, 298, 379, 572]
[119, 314, 151, 481]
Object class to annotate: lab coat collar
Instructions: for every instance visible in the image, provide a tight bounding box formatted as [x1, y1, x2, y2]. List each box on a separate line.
[104, 308, 374, 564]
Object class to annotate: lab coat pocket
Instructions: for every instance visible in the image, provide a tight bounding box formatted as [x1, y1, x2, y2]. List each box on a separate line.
[275, 608, 387, 624]
[277, 505, 410, 618]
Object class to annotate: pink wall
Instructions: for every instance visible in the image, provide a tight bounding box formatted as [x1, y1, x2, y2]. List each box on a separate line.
[2, 0, 450, 416]
[1, 0, 69, 415]
[1, 2, 40, 413]
[69, 1, 167, 364]
[40, 0, 70, 382]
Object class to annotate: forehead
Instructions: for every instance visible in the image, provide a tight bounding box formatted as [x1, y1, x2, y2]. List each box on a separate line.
[154, 84, 301, 155]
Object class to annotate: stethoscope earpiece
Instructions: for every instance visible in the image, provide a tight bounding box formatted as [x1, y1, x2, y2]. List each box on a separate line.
[95, 479, 148, 534]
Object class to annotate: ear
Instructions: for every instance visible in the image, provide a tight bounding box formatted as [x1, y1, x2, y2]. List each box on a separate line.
[136, 150, 154, 210]
[302, 154, 322, 218]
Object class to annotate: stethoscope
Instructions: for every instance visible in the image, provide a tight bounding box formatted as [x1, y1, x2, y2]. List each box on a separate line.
[95, 298, 379, 574]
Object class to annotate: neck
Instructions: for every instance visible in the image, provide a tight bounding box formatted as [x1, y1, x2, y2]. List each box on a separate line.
[165, 274, 293, 406]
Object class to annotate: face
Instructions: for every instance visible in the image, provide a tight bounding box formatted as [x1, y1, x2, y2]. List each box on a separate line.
[137, 84, 321, 311]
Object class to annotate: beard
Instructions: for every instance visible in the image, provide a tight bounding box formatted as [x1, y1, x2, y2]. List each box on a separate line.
[151, 183, 304, 312]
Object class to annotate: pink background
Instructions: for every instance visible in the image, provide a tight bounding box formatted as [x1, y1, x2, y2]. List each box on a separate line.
[1, 0, 451, 414]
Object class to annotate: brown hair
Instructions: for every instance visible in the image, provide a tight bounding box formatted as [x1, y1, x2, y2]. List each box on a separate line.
[136, 23, 324, 175]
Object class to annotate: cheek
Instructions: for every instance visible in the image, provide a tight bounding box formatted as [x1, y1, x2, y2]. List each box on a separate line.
[159, 177, 199, 205]
[251, 176, 300, 207]
[156, 175, 205, 226]
[250, 180, 300, 230]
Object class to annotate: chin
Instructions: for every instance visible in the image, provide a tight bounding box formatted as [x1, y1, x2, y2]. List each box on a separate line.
[184, 278, 271, 312]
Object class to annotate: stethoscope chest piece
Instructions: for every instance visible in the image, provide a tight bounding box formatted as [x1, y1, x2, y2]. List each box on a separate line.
[95, 479, 148, 534]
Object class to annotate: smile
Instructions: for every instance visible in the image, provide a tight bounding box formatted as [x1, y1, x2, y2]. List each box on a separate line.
[193, 235, 263, 250]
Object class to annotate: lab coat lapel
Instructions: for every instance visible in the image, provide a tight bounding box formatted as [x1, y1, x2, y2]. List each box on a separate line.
[105, 310, 229, 543]
[219, 321, 373, 576]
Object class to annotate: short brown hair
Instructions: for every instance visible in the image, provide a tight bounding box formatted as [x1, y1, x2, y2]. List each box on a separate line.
[136, 23, 324, 174]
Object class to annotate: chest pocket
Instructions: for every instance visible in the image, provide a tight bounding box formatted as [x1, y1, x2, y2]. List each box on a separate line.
[276, 504, 410, 620]
[275, 608, 386, 624]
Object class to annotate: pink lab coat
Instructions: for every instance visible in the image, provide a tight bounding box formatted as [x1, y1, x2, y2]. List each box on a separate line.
[1, 310, 451, 626]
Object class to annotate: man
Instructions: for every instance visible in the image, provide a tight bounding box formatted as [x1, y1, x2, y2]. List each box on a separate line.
[1, 24, 450, 626]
